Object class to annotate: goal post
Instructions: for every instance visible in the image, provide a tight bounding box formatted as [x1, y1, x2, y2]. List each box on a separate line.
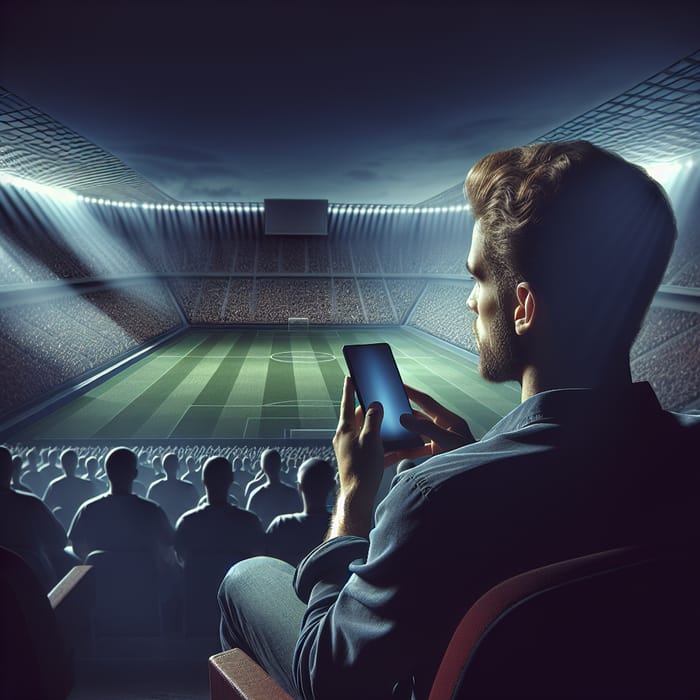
[288, 317, 310, 332]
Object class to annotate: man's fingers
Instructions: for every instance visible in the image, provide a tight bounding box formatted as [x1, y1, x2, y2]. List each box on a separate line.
[404, 384, 471, 436]
[338, 376, 356, 430]
[401, 412, 462, 448]
[404, 384, 466, 427]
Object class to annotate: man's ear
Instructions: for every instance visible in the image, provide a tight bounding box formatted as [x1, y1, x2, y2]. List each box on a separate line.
[514, 282, 536, 336]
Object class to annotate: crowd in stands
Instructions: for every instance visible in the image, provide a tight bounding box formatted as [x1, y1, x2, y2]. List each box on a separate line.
[169, 277, 426, 327]
[359, 279, 397, 323]
[352, 243, 382, 273]
[280, 237, 307, 273]
[221, 279, 254, 323]
[662, 229, 700, 287]
[0, 440, 343, 638]
[386, 278, 426, 322]
[254, 278, 332, 324]
[630, 307, 700, 360]
[631, 318, 700, 411]
[0, 282, 182, 417]
[410, 281, 479, 353]
[307, 238, 331, 273]
[332, 278, 364, 323]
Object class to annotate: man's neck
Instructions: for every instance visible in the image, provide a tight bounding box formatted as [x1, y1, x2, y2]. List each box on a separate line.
[206, 493, 228, 506]
[520, 361, 632, 402]
[109, 486, 132, 496]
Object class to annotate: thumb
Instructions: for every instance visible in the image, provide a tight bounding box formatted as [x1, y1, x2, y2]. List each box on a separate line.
[362, 401, 384, 438]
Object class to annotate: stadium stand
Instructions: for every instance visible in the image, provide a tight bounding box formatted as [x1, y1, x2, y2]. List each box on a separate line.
[409, 281, 479, 353]
[0, 281, 182, 418]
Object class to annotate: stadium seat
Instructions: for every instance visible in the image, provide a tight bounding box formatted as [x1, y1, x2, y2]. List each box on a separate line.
[6, 544, 59, 592]
[183, 550, 248, 638]
[85, 549, 163, 638]
[208, 545, 700, 700]
[0, 546, 93, 700]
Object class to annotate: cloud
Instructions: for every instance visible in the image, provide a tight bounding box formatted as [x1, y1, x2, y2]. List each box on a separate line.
[345, 169, 380, 181]
[109, 139, 244, 184]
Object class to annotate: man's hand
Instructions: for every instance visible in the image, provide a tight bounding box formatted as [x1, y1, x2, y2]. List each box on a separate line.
[327, 376, 385, 540]
[384, 385, 476, 465]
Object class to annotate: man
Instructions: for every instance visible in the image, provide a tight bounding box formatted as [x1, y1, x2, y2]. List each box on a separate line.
[246, 449, 302, 530]
[218, 141, 700, 698]
[43, 448, 95, 530]
[11, 454, 34, 494]
[175, 455, 265, 565]
[147, 452, 199, 526]
[83, 455, 106, 496]
[69, 447, 174, 563]
[18, 447, 43, 495]
[0, 445, 68, 590]
[266, 458, 335, 567]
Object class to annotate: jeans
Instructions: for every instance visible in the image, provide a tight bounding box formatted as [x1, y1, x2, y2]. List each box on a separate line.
[218, 556, 307, 697]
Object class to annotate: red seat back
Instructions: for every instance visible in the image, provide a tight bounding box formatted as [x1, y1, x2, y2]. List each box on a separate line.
[429, 546, 700, 699]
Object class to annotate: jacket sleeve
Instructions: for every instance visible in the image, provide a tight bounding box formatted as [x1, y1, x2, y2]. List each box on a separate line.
[291, 474, 435, 700]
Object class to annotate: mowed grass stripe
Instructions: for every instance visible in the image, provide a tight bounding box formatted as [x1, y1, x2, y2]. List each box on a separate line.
[260, 332, 299, 436]
[309, 334, 346, 414]
[94, 355, 202, 438]
[186, 332, 226, 357]
[193, 332, 255, 406]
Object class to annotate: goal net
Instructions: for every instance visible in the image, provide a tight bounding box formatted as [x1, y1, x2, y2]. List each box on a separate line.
[288, 317, 310, 332]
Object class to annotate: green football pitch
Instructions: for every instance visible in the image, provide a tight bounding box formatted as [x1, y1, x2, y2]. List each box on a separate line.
[13, 328, 520, 443]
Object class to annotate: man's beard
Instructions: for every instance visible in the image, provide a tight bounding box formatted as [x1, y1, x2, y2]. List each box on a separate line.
[474, 309, 522, 384]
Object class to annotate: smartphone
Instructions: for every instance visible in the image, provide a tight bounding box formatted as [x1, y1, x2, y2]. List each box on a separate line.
[342, 342, 424, 451]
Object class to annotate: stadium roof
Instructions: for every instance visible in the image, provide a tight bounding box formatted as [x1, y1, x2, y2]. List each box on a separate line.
[0, 1, 698, 204]
[0, 88, 173, 202]
[421, 50, 700, 206]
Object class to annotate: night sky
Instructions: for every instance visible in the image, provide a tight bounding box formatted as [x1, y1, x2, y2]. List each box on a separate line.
[1, 0, 698, 203]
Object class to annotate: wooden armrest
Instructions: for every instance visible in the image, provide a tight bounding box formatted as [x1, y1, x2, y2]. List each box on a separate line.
[48, 565, 94, 649]
[48, 565, 93, 611]
[209, 649, 293, 700]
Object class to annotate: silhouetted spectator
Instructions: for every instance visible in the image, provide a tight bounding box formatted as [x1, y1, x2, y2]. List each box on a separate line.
[147, 452, 199, 526]
[19, 447, 43, 495]
[182, 455, 203, 496]
[84, 455, 106, 496]
[43, 449, 95, 531]
[152, 454, 163, 478]
[11, 455, 33, 494]
[137, 453, 158, 491]
[244, 466, 266, 499]
[0, 445, 68, 590]
[175, 456, 265, 565]
[69, 447, 174, 563]
[246, 449, 302, 530]
[266, 458, 335, 567]
[34, 448, 63, 497]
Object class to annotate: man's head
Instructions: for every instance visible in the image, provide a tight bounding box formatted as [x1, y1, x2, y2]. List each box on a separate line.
[86, 456, 99, 479]
[47, 448, 59, 468]
[260, 449, 282, 481]
[25, 448, 38, 471]
[60, 448, 78, 477]
[0, 446, 12, 489]
[105, 447, 138, 493]
[297, 458, 335, 513]
[163, 452, 179, 479]
[11, 455, 23, 482]
[202, 456, 233, 504]
[464, 141, 676, 382]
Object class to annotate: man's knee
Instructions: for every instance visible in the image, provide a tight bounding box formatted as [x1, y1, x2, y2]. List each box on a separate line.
[218, 556, 281, 606]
